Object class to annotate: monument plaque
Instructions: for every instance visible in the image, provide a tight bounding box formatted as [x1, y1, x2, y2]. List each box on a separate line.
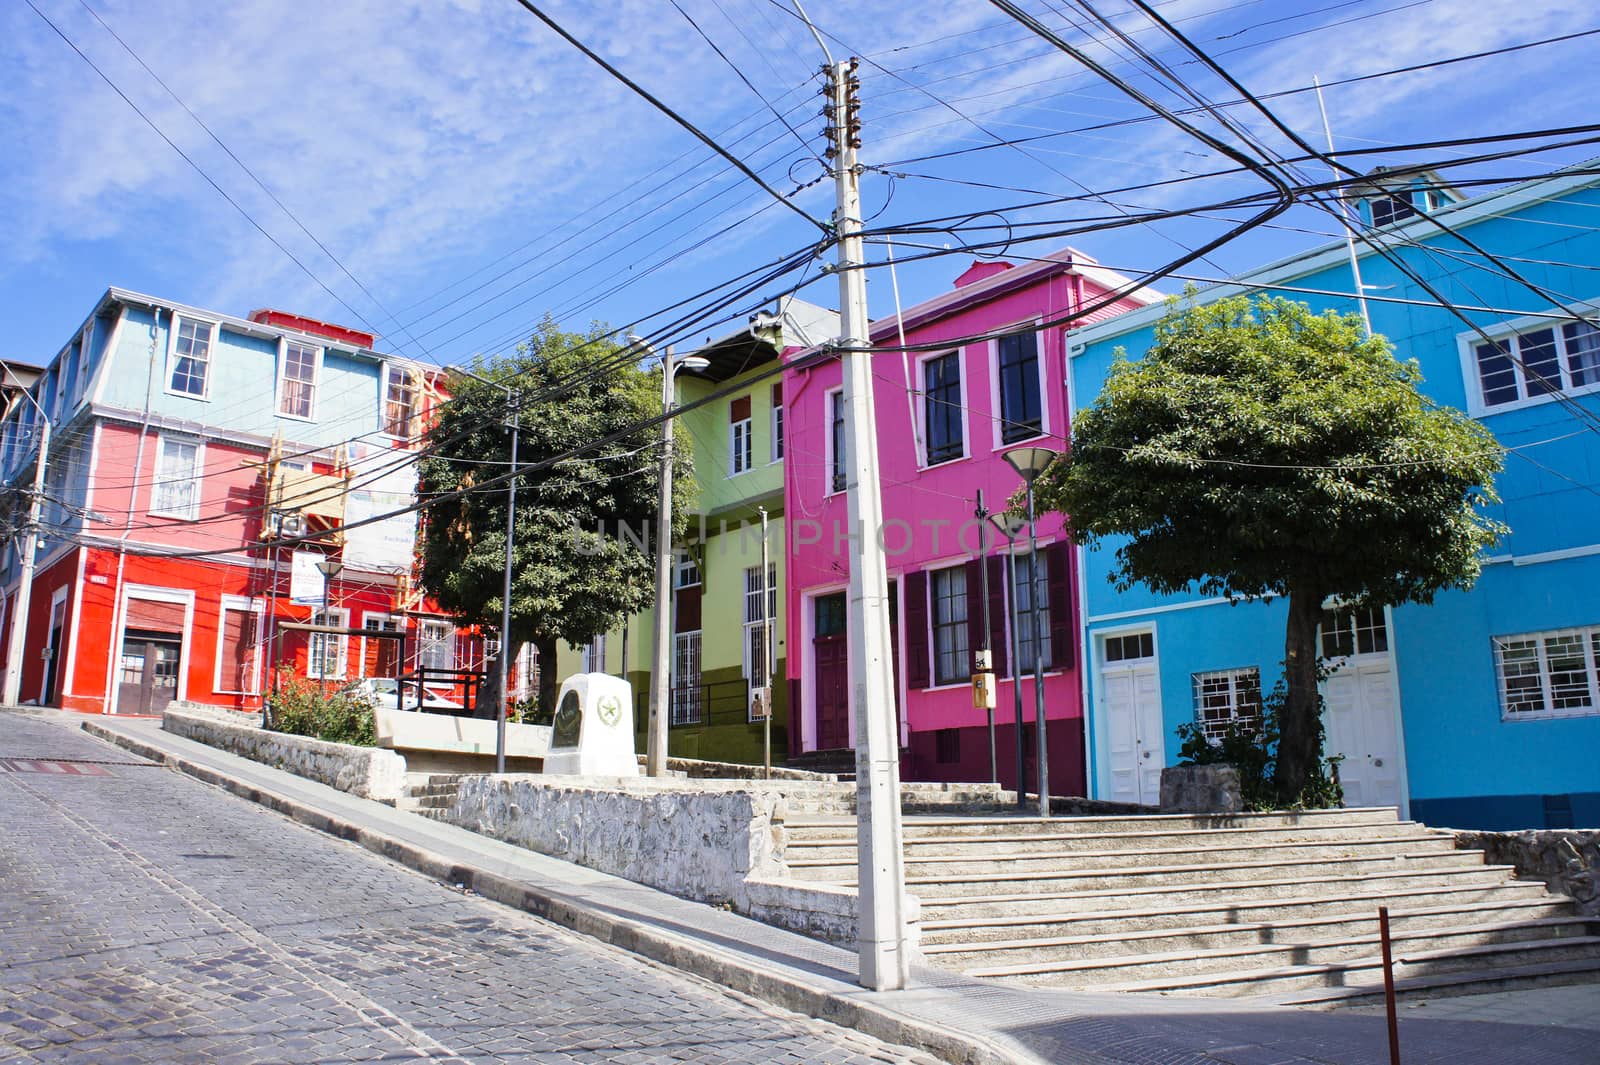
[541, 673, 639, 777]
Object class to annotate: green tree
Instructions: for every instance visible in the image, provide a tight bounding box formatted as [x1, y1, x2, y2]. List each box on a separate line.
[1037, 294, 1505, 803]
[416, 318, 693, 717]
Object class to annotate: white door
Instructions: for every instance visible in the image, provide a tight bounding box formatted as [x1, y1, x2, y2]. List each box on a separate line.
[1319, 606, 1402, 810]
[1102, 633, 1163, 805]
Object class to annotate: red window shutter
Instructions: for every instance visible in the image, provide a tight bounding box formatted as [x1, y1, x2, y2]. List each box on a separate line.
[730, 396, 751, 422]
[675, 586, 702, 633]
[1045, 541, 1074, 670]
[964, 559, 985, 675]
[903, 570, 930, 690]
[125, 597, 185, 633]
[771, 382, 782, 406]
[986, 556, 1008, 676]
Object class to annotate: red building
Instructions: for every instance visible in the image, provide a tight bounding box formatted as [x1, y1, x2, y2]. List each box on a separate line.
[0, 289, 485, 715]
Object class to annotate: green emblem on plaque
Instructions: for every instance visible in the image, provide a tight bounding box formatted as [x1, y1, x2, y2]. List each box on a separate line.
[596, 695, 622, 728]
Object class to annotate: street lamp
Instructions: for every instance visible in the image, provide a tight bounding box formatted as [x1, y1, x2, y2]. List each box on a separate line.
[1, 364, 50, 707]
[1003, 445, 1058, 818]
[314, 557, 342, 690]
[989, 510, 1028, 809]
[630, 335, 708, 778]
[450, 366, 520, 774]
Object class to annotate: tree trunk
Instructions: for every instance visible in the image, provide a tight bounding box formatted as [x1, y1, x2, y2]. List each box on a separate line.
[1276, 586, 1324, 805]
[535, 635, 560, 723]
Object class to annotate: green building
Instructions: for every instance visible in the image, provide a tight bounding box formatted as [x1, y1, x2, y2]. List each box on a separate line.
[555, 299, 837, 765]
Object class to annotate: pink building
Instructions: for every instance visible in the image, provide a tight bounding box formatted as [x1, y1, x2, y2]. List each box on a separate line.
[781, 249, 1156, 790]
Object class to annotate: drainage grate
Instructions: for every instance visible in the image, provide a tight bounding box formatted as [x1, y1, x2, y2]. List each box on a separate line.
[0, 756, 160, 775]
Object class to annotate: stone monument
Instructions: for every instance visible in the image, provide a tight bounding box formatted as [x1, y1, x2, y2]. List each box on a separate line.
[542, 672, 640, 777]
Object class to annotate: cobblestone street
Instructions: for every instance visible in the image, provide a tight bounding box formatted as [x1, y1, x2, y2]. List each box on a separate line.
[0, 714, 935, 1064]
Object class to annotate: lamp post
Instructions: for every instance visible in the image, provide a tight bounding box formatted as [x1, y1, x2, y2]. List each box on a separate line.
[450, 366, 520, 774]
[314, 556, 342, 692]
[631, 336, 708, 778]
[1003, 446, 1058, 819]
[1, 366, 50, 707]
[989, 510, 1028, 808]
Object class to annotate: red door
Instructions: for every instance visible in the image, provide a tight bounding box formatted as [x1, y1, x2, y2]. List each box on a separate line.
[813, 593, 849, 750]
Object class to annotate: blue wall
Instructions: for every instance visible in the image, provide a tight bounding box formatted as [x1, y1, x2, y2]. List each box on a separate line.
[1070, 171, 1600, 829]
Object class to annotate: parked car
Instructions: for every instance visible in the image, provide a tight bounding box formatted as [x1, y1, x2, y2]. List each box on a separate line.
[347, 676, 464, 714]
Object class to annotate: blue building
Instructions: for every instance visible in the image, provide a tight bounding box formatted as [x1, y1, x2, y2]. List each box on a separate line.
[1067, 163, 1600, 830]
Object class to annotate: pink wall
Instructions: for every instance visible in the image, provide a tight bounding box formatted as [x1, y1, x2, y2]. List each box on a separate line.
[781, 250, 1153, 790]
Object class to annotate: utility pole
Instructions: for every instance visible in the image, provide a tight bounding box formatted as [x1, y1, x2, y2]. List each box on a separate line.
[3, 413, 49, 707]
[826, 55, 909, 992]
[496, 389, 519, 774]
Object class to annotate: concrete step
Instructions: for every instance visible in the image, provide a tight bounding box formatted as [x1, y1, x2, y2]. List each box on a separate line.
[914, 864, 1528, 918]
[824, 849, 1487, 896]
[921, 889, 1568, 946]
[1076, 935, 1600, 998]
[788, 835, 1460, 879]
[787, 806, 1403, 841]
[1283, 956, 1600, 1007]
[967, 920, 1600, 987]
[784, 821, 1443, 860]
[924, 903, 1585, 967]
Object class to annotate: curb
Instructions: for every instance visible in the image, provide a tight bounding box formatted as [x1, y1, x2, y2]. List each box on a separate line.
[81, 720, 1029, 1065]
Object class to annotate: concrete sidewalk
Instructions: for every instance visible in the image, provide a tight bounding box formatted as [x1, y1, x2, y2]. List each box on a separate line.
[73, 712, 1598, 1065]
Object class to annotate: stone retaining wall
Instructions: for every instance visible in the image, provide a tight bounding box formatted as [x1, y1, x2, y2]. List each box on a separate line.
[163, 708, 406, 805]
[1453, 829, 1600, 915]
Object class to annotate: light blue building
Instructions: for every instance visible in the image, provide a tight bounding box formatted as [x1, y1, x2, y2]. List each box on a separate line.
[1067, 164, 1600, 830]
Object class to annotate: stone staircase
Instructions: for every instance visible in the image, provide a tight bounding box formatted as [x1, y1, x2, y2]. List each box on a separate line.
[399, 773, 465, 816]
[781, 807, 1600, 1005]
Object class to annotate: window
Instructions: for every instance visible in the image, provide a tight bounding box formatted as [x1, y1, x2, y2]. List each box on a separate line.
[58, 341, 81, 422]
[1494, 625, 1600, 720]
[675, 552, 701, 588]
[828, 389, 845, 493]
[309, 607, 349, 680]
[1011, 551, 1052, 670]
[278, 341, 319, 419]
[169, 319, 214, 398]
[730, 396, 753, 475]
[581, 634, 607, 673]
[771, 383, 784, 462]
[931, 565, 969, 684]
[997, 332, 1043, 444]
[383, 365, 417, 438]
[152, 436, 201, 520]
[217, 601, 262, 694]
[1320, 605, 1388, 658]
[1192, 667, 1262, 741]
[1473, 320, 1600, 410]
[1104, 632, 1154, 662]
[363, 614, 401, 678]
[418, 620, 454, 672]
[815, 592, 846, 638]
[744, 563, 778, 688]
[1369, 193, 1417, 227]
[923, 351, 964, 465]
[672, 630, 702, 725]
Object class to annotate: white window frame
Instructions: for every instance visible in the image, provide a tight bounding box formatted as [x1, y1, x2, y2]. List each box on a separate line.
[1191, 667, 1263, 742]
[825, 387, 845, 496]
[671, 629, 703, 725]
[214, 595, 265, 695]
[381, 363, 417, 439]
[581, 633, 608, 673]
[1493, 624, 1600, 722]
[770, 392, 784, 464]
[418, 619, 455, 672]
[742, 563, 778, 678]
[308, 606, 350, 680]
[166, 316, 217, 401]
[730, 414, 753, 476]
[930, 564, 970, 686]
[917, 348, 969, 468]
[674, 551, 701, 589]
[987, 321, 1049, 451]
[150, 434, 204, 521]
[1009, 548, 1053, 671]
[1457, 299, 1600, 416]
[361, 611, 401, 678]
[276, 338, 323, 421]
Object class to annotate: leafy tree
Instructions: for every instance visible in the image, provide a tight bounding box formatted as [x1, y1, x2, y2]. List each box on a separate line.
[1037, 294, 1504, 803]
[416, 318, 693, 717]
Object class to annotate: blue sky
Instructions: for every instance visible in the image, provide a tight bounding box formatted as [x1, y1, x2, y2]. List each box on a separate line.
[2, 0, 1594, 368]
